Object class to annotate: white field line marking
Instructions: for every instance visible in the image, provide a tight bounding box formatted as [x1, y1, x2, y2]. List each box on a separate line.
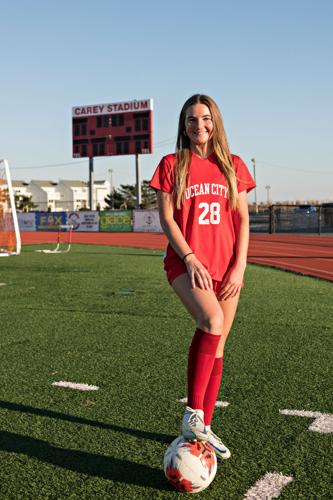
[280, 409, 333, 433]
[52, 381, 99, 391]
[249, 257, 333, 277]
[178, 397, 229, 408]
[244, 472, 293, 499]
[0, 283, 7, 286]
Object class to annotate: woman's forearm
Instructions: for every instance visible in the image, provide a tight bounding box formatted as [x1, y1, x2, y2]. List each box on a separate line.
[234, 213, 250, 269]
[160, 217, 193, 260]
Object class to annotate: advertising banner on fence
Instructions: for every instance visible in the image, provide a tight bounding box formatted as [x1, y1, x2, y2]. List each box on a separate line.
[35, 212, 67, 231]
[99, 210, 132, 232]
[133, 209, 162, 232]
[18, 213, 36, 231]
[67, 211, 99, 231]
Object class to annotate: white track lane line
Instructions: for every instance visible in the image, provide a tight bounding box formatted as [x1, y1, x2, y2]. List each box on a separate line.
[52, 381, 99, 391]
[249, 257, 333, 277]
[244, 472, 293, 499]
[250, 241, 333, 257]
[249, 244, 333, 262]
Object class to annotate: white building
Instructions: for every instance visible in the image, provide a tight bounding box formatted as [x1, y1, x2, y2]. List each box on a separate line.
[57, 180, 89, 211]
[12, 179, 110, 211]
[12, 181, 31, 197]
[29, 180, 60, 211]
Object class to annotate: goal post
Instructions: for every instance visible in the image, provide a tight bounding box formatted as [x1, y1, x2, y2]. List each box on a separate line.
[0, 159, 21, 256]
[35, 224, 73, 254]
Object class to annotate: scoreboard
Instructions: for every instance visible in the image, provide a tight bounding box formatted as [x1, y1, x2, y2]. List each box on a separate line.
[72, 98, 153, 158]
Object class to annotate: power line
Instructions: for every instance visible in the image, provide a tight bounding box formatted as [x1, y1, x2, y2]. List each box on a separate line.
[257, 160, 333, 175]
[11, 137, 177, 171]
[12, 146, 331, 176]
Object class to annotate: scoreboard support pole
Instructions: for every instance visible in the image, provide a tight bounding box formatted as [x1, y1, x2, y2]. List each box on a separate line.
[135, 154, 142, 208]
[89, 157, 94, 210]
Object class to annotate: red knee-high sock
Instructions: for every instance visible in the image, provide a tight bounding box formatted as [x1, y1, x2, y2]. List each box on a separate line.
[187, 328, 221, 411]
[203, 357, 224, 426]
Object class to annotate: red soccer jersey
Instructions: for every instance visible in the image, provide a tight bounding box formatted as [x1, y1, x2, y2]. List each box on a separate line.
[150, 152, 256, 281]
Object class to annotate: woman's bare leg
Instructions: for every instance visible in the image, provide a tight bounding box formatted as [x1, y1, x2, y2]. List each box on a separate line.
[172, 273, 224, 334]
[216, 292, 240, 357]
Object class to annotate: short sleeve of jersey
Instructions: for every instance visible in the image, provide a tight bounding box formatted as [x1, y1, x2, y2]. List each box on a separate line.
[234, 156, 256, 193]
[149, 155, 174, 193]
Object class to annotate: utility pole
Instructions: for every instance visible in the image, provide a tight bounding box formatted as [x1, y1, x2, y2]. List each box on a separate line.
[250, 158, 258, 213]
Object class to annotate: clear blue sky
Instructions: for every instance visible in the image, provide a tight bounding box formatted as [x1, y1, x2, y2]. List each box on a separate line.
[1, 0, 332, 203]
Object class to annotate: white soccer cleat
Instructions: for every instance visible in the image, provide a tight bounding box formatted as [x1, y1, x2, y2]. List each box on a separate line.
[206, 428, 231, 460]
[181, 406, 208, 441]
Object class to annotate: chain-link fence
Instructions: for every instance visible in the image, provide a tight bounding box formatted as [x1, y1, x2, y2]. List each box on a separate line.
[250, 205, 333, 234]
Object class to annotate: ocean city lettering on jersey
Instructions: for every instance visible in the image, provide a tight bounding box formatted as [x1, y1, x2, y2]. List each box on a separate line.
[185, 183, 228, 200]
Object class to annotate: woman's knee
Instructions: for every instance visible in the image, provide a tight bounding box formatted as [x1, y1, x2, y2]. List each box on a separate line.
[197, 310, 224, 334]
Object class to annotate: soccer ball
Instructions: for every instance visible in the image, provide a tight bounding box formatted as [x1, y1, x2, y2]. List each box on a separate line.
[164, 436, 217, 493]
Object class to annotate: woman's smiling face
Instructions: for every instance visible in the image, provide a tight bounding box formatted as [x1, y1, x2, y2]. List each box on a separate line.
[185, 103, 214, 148]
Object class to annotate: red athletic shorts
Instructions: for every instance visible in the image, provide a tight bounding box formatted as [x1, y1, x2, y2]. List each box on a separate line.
[164, 254, 224, 296]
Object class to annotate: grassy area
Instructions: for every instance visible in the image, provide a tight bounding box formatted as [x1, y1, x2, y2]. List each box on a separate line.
[0, 244, 332, 499]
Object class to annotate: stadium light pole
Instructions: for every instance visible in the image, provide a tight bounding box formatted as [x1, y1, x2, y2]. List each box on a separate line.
[89, 157, 94, 210]
[108, 168, 114, 209]
[135, 154, 142, 208]
[250, 158, 258, 213]
[265, 185, 271, 205]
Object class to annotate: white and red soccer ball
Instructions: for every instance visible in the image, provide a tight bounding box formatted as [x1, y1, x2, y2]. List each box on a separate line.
[163, 436, 217, 493]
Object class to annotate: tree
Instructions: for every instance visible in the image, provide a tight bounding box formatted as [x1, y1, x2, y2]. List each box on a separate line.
[104, 181, 157, 209]
[104, 187, 131, 209]
[141, 180, 157, 208]
[118, 184, 137, 208]
[15, 194, 38, 212]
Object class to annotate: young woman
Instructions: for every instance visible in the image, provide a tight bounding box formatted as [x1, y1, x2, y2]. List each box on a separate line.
[150, 94, 255, 460]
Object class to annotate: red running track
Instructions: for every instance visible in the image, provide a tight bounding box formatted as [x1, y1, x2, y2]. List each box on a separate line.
[21, 232, 333, 282]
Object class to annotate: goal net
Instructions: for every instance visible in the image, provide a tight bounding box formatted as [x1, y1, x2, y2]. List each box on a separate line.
[0, 159, 21, 256]
[35, 224, 73, 254]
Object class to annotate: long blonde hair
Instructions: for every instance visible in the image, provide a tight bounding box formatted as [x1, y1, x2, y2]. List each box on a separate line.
[174, 94, 238, 209]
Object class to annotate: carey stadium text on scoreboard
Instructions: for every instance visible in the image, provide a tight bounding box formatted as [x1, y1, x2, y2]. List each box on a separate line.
[72, 98, 153, 158]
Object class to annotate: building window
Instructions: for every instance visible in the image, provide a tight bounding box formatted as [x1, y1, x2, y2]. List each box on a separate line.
[115, 141, 129, 155]
[135, 119, 141, 131]
[92, 141, 105, 156]
[111, 114, 124, 127]
[73, 118, 88, 136]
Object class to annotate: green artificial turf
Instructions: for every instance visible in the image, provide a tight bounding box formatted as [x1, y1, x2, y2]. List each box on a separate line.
[0, 244, 332, 499]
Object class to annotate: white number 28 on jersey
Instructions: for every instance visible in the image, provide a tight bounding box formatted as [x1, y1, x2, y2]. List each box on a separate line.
[198, 202, 221, 225]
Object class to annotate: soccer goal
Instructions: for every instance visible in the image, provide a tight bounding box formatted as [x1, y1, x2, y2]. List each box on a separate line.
[35, 224, 73, 254]
[0, 159, 21, 256]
